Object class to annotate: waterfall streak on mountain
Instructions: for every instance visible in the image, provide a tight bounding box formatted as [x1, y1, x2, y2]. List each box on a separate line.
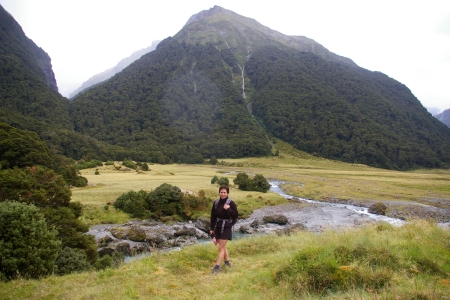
[237, 63, 246, 99]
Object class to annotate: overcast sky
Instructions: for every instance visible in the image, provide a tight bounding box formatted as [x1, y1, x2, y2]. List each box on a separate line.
[1, 0, 449, 112]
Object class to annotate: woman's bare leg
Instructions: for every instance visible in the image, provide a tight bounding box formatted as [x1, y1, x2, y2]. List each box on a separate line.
[215, 239, 228, 266]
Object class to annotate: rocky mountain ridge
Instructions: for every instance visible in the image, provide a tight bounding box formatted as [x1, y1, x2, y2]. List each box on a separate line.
[180, 6, 355, 67]
[434, 108, 450, 128]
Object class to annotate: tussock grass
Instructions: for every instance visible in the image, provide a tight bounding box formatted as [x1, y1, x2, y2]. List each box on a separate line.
[1, 221, 448, 299]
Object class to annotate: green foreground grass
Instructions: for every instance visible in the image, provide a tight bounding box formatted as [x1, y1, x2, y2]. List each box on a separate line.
[2, 141, 449, 299]
[1, 221, 449, 299]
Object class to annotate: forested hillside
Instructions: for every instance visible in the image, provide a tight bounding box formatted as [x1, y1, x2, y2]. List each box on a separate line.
[247, 47, 450, 169]
[69, 38, 271, 163]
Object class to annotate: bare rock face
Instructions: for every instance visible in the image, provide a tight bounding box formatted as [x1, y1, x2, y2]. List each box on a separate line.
[115, 242, 132, 255]
[194, 216, 211, 232]
[239, 224, 255, 234]
[250, 219, 263, 228]
[368, 202, 387, 215]
[35, 48, 58, 92]
[98, 247, 115, 257]
[174, 225, 197, 237]
[263, 214, 289, 225]
[110, 227, 129, 239]
[128, 226, 147, 242]
[185, 5, 230, 26]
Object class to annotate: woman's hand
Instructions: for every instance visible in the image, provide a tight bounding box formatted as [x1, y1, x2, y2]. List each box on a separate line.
[224, 203, 230, 210]
[210, 230, 214, 235]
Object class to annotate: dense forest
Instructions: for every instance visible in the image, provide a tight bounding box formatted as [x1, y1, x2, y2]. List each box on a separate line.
[246, 47, 450, 169]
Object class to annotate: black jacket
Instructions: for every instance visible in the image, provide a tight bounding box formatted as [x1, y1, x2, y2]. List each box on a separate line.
[210, 197, 238, 230]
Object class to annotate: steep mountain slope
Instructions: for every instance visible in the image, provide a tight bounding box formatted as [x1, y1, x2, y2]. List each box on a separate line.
[70, 38, 271, 163]
[0, 4, 72, 132]
[69, 40, 160, 99]
[0, 5, 138, 161]
[246, 47, 450, 169]
[434, 109, 450, 128]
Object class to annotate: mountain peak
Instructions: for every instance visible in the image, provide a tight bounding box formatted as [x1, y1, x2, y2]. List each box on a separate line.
[179, 6, 355, 67]
[184, 5, 232, 26]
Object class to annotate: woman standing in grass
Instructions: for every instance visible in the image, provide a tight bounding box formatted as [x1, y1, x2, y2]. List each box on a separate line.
[210, 185, 238, 275]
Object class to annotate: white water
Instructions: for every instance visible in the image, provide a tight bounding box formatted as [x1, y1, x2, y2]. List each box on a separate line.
[237, 63, 246, 99]
[269, 181, 405, 226]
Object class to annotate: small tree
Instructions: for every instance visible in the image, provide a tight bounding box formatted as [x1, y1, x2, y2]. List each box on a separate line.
[210, 156, 218, 165]
[211, 175, 219, 184]
[251, 174, 271, 192]
[114, 190, 149, 218]
[217, 177, 229, 186]
[0, 201, 61, 280]
[146, 183, 183, 219]
[233, 172, 250, 190]
[233, 172, 270, 193]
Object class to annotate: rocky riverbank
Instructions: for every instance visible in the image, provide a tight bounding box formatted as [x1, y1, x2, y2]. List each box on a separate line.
[321, 197, 450, 223]
[87, 195, 449, 258]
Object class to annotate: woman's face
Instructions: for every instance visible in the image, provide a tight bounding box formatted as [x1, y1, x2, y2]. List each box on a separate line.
[219, 189, 228, 199]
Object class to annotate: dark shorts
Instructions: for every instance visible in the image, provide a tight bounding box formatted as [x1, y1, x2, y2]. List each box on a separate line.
[214, 226, 232, 240]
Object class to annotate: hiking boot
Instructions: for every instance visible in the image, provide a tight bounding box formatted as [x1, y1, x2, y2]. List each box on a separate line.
[224, 261, 231, 268]
[211, 266, 220, 275]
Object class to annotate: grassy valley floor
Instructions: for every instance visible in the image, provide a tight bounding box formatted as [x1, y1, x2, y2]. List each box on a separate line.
[1, 140, 449, 299]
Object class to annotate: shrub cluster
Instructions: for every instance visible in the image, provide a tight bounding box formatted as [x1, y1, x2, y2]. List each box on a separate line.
[211, 175, 229, 185]
[0, 201, 61, 280]
[113, 183, 209, 221]
[75, 159, 103, 170]
[0, 166, 98, 281]
[122, 159, 137, 169]
[114, 190, 149, 218]
[233, 172, 270, 192]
